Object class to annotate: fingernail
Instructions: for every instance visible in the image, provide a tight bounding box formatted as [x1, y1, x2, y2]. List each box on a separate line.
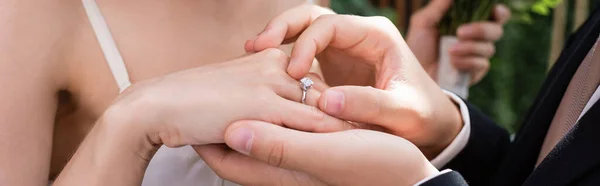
[323, 90, 344, 115]
[228, 127, 254, 155]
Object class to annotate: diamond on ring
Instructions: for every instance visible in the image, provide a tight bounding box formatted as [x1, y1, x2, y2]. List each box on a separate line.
[300, 77, 314, 104]
[300, 77, 314, 91]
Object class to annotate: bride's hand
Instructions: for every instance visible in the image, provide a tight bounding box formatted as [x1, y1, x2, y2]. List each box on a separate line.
[107, 49, 353, 148]
[244, 5, 462, 158]
[52, 49, 356, 185]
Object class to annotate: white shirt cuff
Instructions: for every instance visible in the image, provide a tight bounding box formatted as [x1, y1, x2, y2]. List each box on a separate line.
[413, 169, 453, 186]
[429, 90, 471, 169]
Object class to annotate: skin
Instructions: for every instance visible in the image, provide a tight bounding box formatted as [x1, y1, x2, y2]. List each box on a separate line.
[0, 0, 505, 185]
[0, 0, 312, 184]
[199, 121, 439, 186]
[242, 4, 462, 158]
[196, 4, 510, 185]
[54, 10, 447, 184]
[52, 49, 353, 185]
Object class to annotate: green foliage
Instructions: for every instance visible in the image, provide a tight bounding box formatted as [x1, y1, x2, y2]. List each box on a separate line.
[439, 0, 499, 35]
[469, 12, 552, 132]
[330, 0, 398, 24]
[510, 0, 562, 24]
[531, 0, 562, 15]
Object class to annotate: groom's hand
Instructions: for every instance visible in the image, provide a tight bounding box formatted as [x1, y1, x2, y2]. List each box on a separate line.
[245, 4, 463, 158]
[195, 120, 438, 186]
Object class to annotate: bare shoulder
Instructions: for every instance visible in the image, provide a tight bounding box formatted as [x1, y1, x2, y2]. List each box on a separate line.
[0, 1, 81, 185]
[0, 0, 79, 86]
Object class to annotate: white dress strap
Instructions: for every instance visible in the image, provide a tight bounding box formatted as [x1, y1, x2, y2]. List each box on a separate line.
[82, 0, 132, 93]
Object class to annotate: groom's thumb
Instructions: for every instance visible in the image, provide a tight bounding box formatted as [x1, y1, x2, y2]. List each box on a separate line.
[318, 86, 417, 129]
[224, 120, 328, 173]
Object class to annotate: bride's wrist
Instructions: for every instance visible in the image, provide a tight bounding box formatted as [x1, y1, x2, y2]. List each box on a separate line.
[53, 103, 161, 185]
[101, 102, 163, 161]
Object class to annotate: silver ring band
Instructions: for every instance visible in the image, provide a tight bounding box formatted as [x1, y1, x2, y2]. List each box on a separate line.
[302, 90, 308, 104]
[300, 77, 314, 104]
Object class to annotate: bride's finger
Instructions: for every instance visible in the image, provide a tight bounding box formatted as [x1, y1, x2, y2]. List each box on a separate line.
[275, 99, 357, 132]
[272, 72, 327, 106]
[306, 72, 329, 92]
[245, 4, 334, 53]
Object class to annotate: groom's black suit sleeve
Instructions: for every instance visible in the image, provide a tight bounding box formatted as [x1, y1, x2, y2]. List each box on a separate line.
[420, 102, 512, 186]
[422, 7, 600, 185]
[442, 102, 512, 185]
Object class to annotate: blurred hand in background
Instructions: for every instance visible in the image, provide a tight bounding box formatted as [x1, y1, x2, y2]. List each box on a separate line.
[407, 0, 511, 85]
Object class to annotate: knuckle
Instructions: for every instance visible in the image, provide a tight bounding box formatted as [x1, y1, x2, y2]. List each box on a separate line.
[262, 66, 281, 77]
[371, 16, 394, 26]
[267, 139, 288, 168]
[157, 125, 183, 148]
[262, 48, 289, 61]
[369, 16, 401, 39]
[259, 64, 286, 79]
[368, 16, 396, 30]
[315, 14, 336, 24]
[309, 106, 327, 122]
[299, 106, 327, 132]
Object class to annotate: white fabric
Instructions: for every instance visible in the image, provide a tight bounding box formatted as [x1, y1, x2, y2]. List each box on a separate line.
[414, 169, 453, 186]
[430, 91, 471, 168]
[82, 0, 131, 93]
[142, 146, 239, 186]
[438, 37, 470, 98]
[577, 86, 600, 122]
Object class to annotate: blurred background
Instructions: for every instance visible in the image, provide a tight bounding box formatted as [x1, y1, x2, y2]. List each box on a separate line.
[328, 0, 598, 133]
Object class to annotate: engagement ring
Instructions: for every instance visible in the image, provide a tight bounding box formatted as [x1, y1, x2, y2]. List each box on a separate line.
[300, 77, 314, 104]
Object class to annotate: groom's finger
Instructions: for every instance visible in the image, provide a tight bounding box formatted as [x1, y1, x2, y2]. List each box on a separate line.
[224, 121, 335, 173]
[276, 99, 357, 133]
[245, 4, 334, 53]
[287, 15, 395, 79]
[306, 72, 329, 92]
[317, 86, 417, 130]
[276, 72, 328, 106]
[194, 145, 313, 186]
